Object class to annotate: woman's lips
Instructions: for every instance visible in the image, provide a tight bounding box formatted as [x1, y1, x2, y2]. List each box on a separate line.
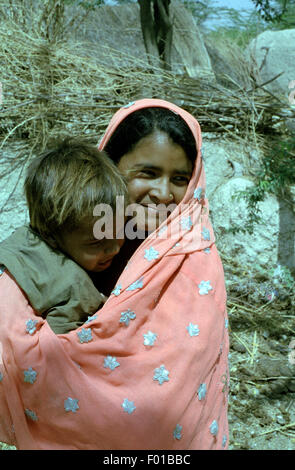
[141, 203, 173, 213]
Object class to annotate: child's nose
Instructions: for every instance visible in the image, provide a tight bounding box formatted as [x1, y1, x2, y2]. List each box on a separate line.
[105, 240, 121, 256]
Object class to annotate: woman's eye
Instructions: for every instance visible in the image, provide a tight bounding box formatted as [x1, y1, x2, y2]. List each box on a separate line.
[139, 169, 157, 177]
[172, 176, 190, 185]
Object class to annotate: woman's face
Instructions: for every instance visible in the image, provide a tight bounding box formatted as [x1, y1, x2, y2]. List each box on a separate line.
[118, 131, 193, 232]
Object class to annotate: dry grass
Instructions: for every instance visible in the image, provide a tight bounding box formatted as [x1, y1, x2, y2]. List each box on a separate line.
[1, 0, 294, 173]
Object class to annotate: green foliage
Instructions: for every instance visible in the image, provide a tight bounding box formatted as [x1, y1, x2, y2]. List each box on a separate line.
[182, 0, 218, 26]
[231, 136, 295, 235]
[205, 7, 268, 49]
[252, 0, 295, 28]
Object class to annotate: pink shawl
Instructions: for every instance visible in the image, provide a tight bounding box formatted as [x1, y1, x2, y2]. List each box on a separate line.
[0, 99, 229, 450]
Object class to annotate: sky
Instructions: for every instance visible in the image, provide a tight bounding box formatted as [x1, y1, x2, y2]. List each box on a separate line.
[203, 0, 257, 28]
[213, 0, 255, 9]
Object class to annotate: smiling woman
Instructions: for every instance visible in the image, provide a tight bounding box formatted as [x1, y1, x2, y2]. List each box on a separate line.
[103, 106, 196, 233]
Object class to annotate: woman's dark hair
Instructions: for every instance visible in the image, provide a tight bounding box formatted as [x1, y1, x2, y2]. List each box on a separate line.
[104, 107, 197, 165]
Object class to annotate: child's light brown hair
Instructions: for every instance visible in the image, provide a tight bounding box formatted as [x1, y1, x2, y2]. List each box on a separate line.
[24, 137, 127, 246]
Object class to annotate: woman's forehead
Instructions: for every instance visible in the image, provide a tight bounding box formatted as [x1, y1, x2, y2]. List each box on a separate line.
[119, 132, 192, 172]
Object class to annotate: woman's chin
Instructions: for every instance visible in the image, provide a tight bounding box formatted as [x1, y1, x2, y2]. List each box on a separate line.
[136, 217, 162, 235]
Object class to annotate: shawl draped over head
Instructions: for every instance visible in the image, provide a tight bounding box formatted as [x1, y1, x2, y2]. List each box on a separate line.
[0, 99, 229, 450]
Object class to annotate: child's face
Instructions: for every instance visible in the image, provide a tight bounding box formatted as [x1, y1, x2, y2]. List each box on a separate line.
[58, 218, 124, 272]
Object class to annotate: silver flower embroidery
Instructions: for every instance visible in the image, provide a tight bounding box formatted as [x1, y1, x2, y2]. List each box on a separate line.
[201, 227, 210, 240]
[123, 101, 135, 108]
[26, 319, 38, 335]
[85, 314, 98, 324]
[173, 424, 182, 440]
[186, 323, 200, 337]
[172, 242, 180, 249]
[180, 216, 193, 231]
[222, 434, 227, 448]
[158, 225, 168, 236]
[122, 398, 136, 414]
[64, 397, 79, 413]
[198, 383, 207, 400]
[119, 309, 136, 326]
[198, 280, 213, 295]
[210, 420, 218, 436]
[193, 187, 204, 201]
[153, 364, 170, 385]
[144, 247, 159, 262]
[77, 328, 93, 343]
[25, 409, 38, 421]
[126, 277, 144, 291]
[203, 247, 211, 254]
[103, 355, 120, 371]
[24, 367, 37, 384]
[143, 331, 158, 346]
[112, 284, 122, 296]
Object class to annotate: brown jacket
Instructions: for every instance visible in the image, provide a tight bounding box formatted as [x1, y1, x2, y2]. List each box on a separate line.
[0, 226, 104, 334]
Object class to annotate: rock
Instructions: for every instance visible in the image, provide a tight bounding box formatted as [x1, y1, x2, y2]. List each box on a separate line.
[287, 380, 295, 392]
[204, 35, 251, 89]
[276, 414, 286, 425]
[246, 29, 295, 102]
[231, 341, 247, 353]
[209, 177, 281, 270]
[0, 142, 29, 242]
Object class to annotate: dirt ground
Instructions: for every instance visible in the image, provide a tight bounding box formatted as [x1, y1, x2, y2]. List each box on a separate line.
[227, 299, 295, 450]
[228, 342, 295, 450]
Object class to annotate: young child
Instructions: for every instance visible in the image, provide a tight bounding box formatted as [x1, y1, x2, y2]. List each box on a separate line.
[0, 137, 127, 334]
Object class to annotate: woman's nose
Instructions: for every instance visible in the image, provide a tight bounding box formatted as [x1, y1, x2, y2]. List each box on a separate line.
[149, 179, 174, 204]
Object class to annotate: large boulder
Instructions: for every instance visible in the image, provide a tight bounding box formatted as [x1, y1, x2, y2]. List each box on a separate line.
[202, 134, 295, 274]
[204, 36, 252, 90]
[246, 29, 295, 101]
[0, 143, 29, 242]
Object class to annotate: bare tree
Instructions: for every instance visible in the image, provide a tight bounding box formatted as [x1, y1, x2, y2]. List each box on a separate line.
[138, 0, 172, 70]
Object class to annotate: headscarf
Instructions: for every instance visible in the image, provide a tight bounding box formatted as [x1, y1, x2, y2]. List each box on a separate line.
[0, 99, 229, 450]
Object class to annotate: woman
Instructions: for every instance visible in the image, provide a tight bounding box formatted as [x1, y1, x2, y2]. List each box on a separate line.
[0, 99, 229, 450]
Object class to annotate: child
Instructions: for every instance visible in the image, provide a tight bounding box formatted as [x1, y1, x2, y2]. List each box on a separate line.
[0, 137, 127, 334]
